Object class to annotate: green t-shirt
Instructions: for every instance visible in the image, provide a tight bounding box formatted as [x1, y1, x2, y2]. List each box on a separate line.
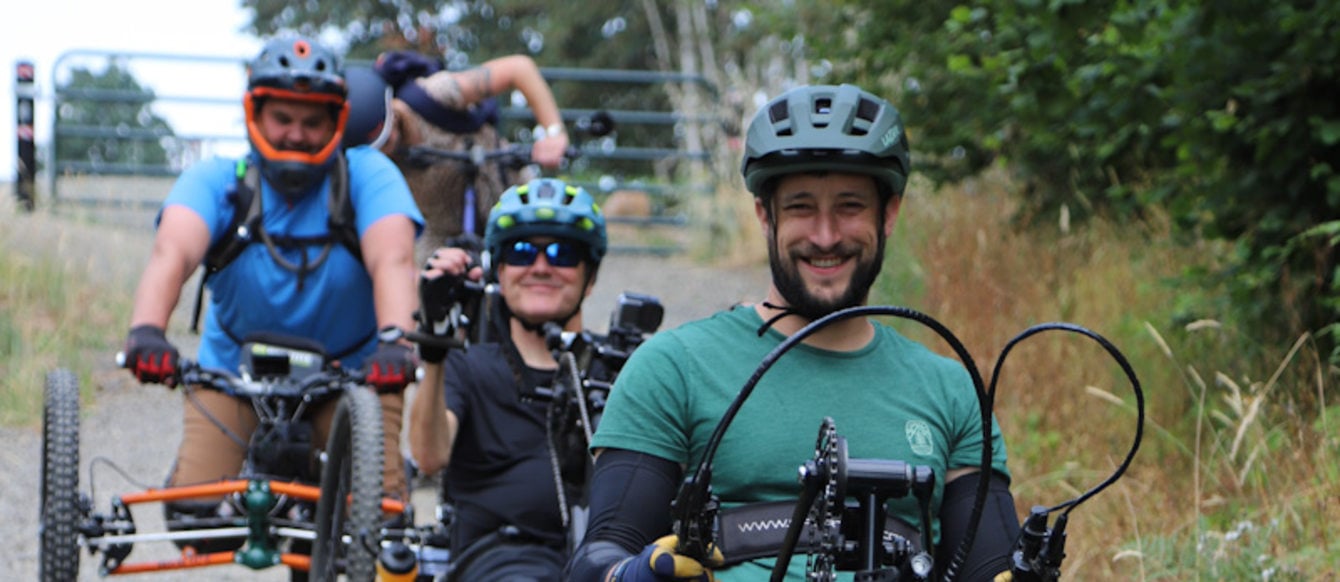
[592, 305, 1010, 581]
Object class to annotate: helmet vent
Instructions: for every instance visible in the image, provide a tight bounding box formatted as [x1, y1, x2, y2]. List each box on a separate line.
[849, 97, 880, 136]
[768, 101, 793, 136]
[812, 97, 832, 128]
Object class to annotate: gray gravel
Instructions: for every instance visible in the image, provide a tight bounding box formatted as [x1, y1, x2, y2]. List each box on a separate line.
[1, 195, 767, 581]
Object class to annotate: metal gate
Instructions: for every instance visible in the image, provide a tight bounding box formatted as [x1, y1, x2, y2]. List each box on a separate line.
[31, 49, 722, 254]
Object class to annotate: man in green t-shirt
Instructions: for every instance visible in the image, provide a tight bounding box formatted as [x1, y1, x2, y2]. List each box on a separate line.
[566, 84, 1022, 581]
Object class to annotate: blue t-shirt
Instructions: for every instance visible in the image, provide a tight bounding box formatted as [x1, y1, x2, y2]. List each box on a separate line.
[161, 146, 423, 371]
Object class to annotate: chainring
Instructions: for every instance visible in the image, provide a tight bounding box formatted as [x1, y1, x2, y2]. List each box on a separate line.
[806, 417, 847, 581]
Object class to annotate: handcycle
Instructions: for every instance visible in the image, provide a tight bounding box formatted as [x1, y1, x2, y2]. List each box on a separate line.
[400, 279, 664, 581]
[668, 306, 1146, 581]
[38, 333, 412, 581]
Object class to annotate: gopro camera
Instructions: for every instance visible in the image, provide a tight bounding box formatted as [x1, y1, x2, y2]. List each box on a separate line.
[610, 292, 664, 337]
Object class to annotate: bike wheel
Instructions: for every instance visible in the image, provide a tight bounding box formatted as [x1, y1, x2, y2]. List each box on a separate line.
[311, 388, 384, 581]
[40, 369, 81, 581]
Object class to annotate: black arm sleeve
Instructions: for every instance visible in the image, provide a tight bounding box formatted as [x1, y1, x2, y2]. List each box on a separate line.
[935, 470, 1021, 581]
[565, 448, 683, 581]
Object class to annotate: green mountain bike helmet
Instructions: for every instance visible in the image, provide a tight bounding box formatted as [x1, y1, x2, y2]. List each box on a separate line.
[484, 178, 608, 277]
[244, 36, 349, 197]
[741, 84, 910, 199]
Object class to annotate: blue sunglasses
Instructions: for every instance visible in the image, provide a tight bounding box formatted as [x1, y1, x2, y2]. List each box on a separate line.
[501, 240, 585, 268]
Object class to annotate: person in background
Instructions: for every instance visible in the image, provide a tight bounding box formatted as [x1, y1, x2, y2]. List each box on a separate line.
[344, 51, 569, 264]
[408, 177, 608, 580]
[122, 35, 423, 552]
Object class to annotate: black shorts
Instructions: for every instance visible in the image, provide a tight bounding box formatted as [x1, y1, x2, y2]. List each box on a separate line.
[453, 541, 565, 581]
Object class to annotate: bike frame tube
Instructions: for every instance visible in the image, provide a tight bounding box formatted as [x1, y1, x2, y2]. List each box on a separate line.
[107, 551, 312, 574]
[116, 479, 406, 513]
[97, 479, 407, 574]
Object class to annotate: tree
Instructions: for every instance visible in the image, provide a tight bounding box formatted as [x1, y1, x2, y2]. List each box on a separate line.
[55, 62, 175, 171]
[816, 0, 1340, 356]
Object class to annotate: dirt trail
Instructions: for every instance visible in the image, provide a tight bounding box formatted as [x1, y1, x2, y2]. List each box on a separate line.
[1, 196, 768, 580]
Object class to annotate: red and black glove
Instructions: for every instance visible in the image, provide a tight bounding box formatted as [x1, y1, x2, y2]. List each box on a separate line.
[366, 342, 416, 393]
[124, 324, 180, 387]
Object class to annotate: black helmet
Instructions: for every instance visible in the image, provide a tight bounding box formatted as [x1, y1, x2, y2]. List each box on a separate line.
[343, 64, 393, 150]
[243, 36, 349, 197]
[741, 84, 910, 199]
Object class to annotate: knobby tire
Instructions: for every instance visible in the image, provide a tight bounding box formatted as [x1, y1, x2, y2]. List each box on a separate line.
[40, 369, 81, 581]
[311, 388, 384, 582]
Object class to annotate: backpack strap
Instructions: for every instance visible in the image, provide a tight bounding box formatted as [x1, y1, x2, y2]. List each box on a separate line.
[208, 158, 265, 271]
[325, 150, 362, 263]
[190, 152, 361, 334]
[191, 159, 261, 333]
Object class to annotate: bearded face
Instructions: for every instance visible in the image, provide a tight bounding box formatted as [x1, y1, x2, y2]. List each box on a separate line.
[768, 230, 886, 321]
[759, 172, 896, 322]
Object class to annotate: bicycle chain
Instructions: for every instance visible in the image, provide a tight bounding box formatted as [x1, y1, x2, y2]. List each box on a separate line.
[806, 418, 843, 581]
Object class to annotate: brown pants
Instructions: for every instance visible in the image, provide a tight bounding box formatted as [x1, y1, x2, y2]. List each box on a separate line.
[169, 387, 407, 501]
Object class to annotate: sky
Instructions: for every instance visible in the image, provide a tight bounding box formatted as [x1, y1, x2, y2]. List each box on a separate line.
[2, 0, 263, 181]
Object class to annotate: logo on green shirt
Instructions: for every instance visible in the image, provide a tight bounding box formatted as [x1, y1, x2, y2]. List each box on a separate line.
[905, 419, 934, 456]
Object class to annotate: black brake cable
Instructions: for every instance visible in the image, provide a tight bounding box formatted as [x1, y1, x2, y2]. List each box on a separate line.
[676, 308, 1145, 581]
[976, 323, 1145, 581]
[992, 323, 1144, 515]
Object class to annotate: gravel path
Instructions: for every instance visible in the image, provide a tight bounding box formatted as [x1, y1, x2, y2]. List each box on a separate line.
[1, 196, 768, 581]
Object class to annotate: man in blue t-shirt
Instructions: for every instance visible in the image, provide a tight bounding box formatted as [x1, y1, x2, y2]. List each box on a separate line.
[567, 85, 1023, 581]
[121, 36, 424, 549]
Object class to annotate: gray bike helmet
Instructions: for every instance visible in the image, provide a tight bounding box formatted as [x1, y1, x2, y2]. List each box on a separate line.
[244, 36, 349, 197]
[741, 84, 910, 199]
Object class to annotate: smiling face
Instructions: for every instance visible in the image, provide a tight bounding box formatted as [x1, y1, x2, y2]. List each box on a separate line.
[758, 172, 901, 321]
[497, 236, 593, 326]
[255, 98, 338, 154]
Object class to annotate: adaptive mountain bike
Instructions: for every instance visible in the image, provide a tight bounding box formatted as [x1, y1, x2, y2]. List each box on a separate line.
[669, 306, 1145, 582]
[403, 287, 663, 581]
[38, 333, 410, 581]
[542, 291, 665, 552]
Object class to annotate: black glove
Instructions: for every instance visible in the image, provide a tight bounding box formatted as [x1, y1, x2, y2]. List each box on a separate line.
[417, 235, 483, 363]
[366, 342, 416, 393]
[419, 268, 470, 328]
[606, 535, 723, 582]
[124, 324, 180, 387]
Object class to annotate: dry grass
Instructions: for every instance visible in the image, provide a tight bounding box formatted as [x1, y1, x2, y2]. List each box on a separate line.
[0, 195, 137, 427]
[867, 174, 1339, 579]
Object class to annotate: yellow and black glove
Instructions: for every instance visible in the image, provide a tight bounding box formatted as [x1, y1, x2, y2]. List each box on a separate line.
[606, 535, 724, 582]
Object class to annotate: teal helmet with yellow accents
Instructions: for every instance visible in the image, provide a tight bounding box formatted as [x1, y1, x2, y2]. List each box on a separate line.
[483, 178, 607, 277]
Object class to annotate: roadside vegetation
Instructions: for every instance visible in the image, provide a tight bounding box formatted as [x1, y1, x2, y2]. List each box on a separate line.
[0, 234, 130, 426]
[875, 175, 1338, 579]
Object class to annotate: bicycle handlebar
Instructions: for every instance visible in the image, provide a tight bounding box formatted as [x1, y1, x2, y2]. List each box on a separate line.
[116, 352, 367, 400]
[403, 143, 587, 170]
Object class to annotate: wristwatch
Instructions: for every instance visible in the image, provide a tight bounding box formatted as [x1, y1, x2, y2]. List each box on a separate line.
[377, 325, 406, 344]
